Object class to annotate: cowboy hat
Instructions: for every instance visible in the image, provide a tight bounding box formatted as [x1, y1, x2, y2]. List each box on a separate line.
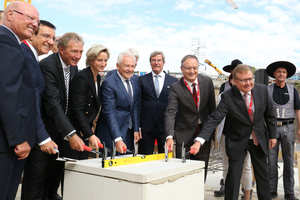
[266, 61, 296, 78]
[223, 59, 243, 73]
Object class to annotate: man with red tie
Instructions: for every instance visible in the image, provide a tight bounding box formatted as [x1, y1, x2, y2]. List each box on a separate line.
[196, 64, 277, 200]
[165, 54, 216, 179]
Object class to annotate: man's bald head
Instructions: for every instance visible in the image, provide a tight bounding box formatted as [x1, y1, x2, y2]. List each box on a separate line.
[3, 1, 39, 41]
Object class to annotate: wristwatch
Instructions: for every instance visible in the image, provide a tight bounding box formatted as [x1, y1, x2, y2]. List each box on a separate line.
[64, 132, 76, 141]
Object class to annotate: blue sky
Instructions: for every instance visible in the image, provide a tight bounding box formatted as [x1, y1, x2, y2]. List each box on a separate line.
[3, 0, 300, 75]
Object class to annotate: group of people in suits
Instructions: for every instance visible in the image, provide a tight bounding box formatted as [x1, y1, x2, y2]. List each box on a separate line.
[1, 2, 300, 200]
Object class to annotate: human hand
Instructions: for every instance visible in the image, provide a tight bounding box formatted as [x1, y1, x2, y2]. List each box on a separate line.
[88, 135, 101, 148]
[40, 140, 58, 154]
[134, 132, 141, 143]
[115, 140, 126, 154]
[14, 141, 31, 160]
[165, 138, 174, 152]
[190, 141, 201, 155]
[69, 134, 84, 151]
[269, 138, 277, 149]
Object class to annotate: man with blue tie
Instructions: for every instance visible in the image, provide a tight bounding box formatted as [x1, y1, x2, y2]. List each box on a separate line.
[138, 51, 177, 154]
[96, 52, 140, 153]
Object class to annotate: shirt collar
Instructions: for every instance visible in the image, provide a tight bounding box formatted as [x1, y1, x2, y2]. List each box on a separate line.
[152, 71, 165, 78]
[117, 70, 130, 82]
[25, 40, 39, 62]
[185, 78, 198, 88]
[58, 53, 69, 69]
[1, 24, 21, 44]
[240, 91, 251, 97]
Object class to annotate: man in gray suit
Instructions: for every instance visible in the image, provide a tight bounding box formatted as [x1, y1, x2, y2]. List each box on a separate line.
[165, 54, 216, 179]
[196, 64, 277, 200]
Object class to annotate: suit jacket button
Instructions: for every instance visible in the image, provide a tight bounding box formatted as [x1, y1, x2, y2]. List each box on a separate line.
[88, 104, 91, 106]
[86, 112, 88, 114]
[91, 96, 93, 98]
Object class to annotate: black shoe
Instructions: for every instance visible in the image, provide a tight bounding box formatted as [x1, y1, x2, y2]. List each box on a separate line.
[271, 192, 278, 199]
[48, 194, 62, 200]
[214, 189, 224, 197]
[284, 194, 299, 200]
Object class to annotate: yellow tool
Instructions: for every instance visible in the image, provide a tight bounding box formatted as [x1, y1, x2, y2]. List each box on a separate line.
[102, 152, 173, 168]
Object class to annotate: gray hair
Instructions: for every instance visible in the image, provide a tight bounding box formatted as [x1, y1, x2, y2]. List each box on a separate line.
[149, 51, 165, 63]
[181, 55, 199, 67]
[57, 32, 84, 49]
[86, 44, 110, 66]
[232, 64, 252, 79]
[117, 51, 136, 65]
[125, 48, 139, 61]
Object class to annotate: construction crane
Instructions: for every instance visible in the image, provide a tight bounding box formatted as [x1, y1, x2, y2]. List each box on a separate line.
[4, 0, 31, 9]
[204, 59, 223, 75]
[226, 0, 238, 9]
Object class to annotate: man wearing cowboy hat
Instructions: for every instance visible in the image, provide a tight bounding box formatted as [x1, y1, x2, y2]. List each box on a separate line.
[266, 61, 300, 200]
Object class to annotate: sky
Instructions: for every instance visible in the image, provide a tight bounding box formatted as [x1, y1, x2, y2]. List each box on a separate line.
[3, 0, 300, 76]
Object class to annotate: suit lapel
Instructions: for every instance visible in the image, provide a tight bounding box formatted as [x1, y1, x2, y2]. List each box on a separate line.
[87, 67, 100, 108]
[232, 86, 252, 122]
[115, 74, 132, 106]
[146, 73, 156, 98]
[180, 78, 197, 109]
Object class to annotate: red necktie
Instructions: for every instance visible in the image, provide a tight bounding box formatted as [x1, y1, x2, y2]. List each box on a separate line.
[244, 93, 258, 146]
[192, 83, 198, 107]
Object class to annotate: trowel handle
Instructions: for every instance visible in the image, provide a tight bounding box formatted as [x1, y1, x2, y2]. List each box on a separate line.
[189, 149, 196, 154]
[97, 142, 104, 149]
[82, 145, 92, 152]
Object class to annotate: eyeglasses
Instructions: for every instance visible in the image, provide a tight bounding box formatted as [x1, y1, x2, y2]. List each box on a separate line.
[39, 33, 56, 42]
[151, 59, 163, 63]
[13, 10, 39, 25]
[182, 66, 198, 71]
[235, 78, 254, 84]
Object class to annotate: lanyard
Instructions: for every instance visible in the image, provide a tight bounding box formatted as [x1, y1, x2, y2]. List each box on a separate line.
[183, 77, 200, 107]
[247, 94, 253, 115]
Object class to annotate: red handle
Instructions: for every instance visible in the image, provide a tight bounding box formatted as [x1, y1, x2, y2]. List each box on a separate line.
[168, 147, 171, 152]
[123, 147, 127, 152]
[82, 145, 92, 152]
[97, 142, 104, 149]
[190, 149, 196, 154]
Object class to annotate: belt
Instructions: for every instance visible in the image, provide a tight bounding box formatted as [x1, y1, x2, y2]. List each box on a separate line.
[276, 120, 294, 126]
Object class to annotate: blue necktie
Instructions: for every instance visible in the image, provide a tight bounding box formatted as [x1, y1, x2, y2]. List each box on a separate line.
[154, 74, 159, 98]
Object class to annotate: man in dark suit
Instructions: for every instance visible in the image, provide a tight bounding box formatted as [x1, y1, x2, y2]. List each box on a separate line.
[20, 20, 59, 200]
[139, 51, 177, 154]
[39, 32, 85, 200]
[96, 51, 140, 153]
[196, 64, 277, 200]
[0, 2, 41, 199]
[165, 55, 216, 179]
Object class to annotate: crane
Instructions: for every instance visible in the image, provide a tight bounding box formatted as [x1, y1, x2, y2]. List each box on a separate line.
[226, 0, 238, 9]
[4, 0, 31, 9]
[204, 59, 223, 75]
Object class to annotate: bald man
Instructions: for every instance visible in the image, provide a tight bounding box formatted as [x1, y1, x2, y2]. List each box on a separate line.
[0, 2, 41, 199]
[0, 10, 4, 24]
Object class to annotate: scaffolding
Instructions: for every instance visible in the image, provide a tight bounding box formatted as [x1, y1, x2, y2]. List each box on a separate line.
[191, 38, 206, 70]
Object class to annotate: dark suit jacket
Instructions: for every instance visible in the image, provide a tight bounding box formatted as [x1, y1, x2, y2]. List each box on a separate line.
[21, 42, 49, 144]
[96, 72, 139, 149]
[165, 74, 216, 145]
[39, 53, 78, 139]
[199, 84, 276, 156]
[69, 67, 101, 139]
[0, 26, 37, 151]
[139, 72, 177, 132]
